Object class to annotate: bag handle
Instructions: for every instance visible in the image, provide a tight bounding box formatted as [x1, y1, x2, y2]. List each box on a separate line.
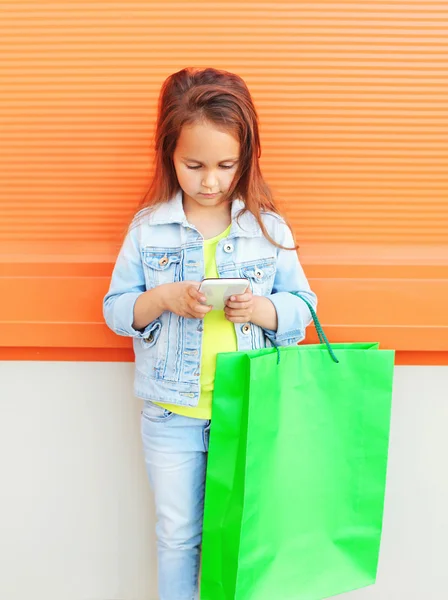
[292, 293, 339, 363]
[272, 293, 339, 364]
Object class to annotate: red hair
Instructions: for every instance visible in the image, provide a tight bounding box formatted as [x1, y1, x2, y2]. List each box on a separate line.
[138, 66, 297, 250]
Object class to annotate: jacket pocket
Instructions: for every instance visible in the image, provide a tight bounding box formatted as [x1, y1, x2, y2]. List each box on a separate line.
[142, 247, 181, 288]
[239, 259, 276, 295]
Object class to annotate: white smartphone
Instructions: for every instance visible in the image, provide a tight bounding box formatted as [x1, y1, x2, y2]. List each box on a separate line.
[198, 277, 249, 311]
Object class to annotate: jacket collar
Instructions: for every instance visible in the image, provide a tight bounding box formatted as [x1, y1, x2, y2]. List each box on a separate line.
[149, 188, 262, 238]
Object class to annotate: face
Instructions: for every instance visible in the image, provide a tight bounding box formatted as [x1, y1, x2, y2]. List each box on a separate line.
[172, 120, 240, 208]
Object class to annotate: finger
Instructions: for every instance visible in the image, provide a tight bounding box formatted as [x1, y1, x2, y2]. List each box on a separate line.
[229, 292, 252, 303]
[184, 307, 210, 319]
[187, 284, 200, 297]
[188, 285, 206, 303]
[225, 309, 250, 319]
[192, 310, 211, 319]
[225, 300, 252, 310]
[225, 315, 248, 323]
[191, 302, 212, 316]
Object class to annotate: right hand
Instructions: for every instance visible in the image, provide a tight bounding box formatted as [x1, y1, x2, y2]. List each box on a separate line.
[161, 281, 212, 319]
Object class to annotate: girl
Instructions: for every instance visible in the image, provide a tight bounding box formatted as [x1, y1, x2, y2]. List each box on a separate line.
[103, 66, 317, 600]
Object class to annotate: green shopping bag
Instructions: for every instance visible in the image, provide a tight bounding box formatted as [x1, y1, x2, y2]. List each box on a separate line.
[200, 297, 395, 600]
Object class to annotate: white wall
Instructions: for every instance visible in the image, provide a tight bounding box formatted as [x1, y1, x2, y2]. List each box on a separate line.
[0, 362, 447, 600]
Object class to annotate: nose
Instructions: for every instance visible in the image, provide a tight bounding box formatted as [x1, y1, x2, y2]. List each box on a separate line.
[202, 171, 218, 190]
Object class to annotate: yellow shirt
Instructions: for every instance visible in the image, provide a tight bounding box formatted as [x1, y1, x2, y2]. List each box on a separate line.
[154, 225, 237, 419]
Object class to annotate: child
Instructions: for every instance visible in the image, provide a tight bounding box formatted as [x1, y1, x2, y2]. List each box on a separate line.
[103, 66, 317, 600]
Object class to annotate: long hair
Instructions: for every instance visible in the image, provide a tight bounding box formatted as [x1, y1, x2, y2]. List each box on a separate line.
[138, 66, 297, 250]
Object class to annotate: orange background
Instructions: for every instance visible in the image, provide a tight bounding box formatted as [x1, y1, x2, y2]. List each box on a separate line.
[1, 1, 447, 364]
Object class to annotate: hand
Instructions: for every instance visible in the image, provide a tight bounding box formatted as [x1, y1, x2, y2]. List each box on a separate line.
[161, 281, 212, 319]
[224, 289, 255, 323]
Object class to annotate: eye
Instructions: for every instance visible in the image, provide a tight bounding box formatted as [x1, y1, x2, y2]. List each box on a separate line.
[186, 164, 236, 170]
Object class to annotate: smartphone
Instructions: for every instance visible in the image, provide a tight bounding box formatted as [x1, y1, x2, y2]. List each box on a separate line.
[198, 277, 249, 311]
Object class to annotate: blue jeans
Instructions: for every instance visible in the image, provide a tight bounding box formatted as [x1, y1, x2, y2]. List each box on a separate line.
[141, 400, 210, 600]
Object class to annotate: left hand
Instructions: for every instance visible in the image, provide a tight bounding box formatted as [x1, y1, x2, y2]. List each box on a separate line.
[224, 289, 255, 323]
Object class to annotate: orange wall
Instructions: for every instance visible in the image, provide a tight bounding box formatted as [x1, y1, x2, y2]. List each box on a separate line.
[1, 2, 447, 364]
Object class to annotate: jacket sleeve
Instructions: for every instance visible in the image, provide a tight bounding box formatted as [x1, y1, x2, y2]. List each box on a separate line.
[103, 221, 162, 341]
[263, 218, 317, 346]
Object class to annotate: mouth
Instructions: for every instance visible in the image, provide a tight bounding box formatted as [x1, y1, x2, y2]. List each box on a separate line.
[199, 192, 220, 198]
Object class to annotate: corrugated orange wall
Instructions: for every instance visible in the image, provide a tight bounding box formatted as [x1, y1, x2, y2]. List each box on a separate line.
[0, 1, 447, 363]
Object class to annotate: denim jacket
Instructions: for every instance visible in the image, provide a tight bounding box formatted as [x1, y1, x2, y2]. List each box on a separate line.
[103, 189, 317, 407]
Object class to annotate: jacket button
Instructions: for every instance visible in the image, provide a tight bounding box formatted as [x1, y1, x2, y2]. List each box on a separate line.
[159, 255, 169, 267]
[145, 333, 154, 343]
[242, 323, 251, 335]
[255, 268, 263, 279]
[224, 243, 234, 253]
